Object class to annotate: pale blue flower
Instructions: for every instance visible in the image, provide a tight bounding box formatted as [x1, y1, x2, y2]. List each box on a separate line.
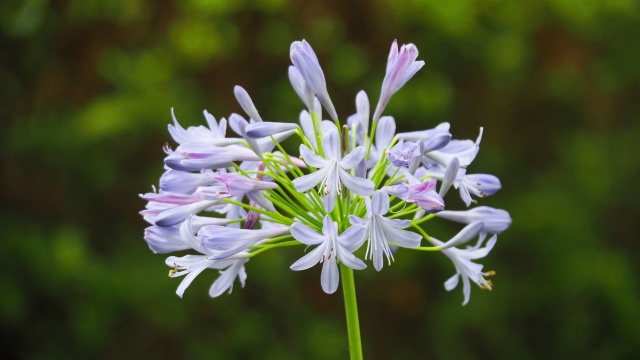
[293, 130, 374, 212]
[169, 109, 239, 146]
[350, 191, 422, 271]
[162, 217, 250, 298]
[430, 232, 497, 305]
[290, 215, 366, 294]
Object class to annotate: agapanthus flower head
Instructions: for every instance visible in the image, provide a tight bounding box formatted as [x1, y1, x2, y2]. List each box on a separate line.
[140, 39, 509, 311]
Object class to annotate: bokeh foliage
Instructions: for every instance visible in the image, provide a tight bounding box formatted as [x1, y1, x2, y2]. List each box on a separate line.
[1, 0, 639, 358]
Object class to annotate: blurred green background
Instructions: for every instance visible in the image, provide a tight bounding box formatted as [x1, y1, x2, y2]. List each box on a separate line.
[2, 0, 639, 359]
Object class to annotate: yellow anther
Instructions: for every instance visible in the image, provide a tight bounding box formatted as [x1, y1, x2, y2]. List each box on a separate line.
[484, 270, 496, 276]
[168, 263, 180, 276]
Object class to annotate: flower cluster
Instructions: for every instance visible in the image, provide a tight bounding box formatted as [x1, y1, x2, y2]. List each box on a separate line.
[140, 39, 511, 305]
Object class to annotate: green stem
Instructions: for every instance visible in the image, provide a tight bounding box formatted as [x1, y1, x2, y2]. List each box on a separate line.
[341, 265, 363, 360]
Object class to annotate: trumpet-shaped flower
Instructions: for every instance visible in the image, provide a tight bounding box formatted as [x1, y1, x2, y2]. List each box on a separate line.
[293, 130, 374, 211]
[168, 109, 239, 146]
[430, 231, 497, 305]
[350, 191, 422, 271]
[290, 216, 367, 294]
[164, 217, 249, 298]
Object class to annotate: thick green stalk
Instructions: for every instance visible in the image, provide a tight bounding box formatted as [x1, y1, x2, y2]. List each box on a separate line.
[341, 265, 363, 360]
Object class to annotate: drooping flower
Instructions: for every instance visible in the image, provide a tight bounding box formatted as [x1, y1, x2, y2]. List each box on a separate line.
[293, 130, 374, 211]
[161, 216, 250, 298]
[429, 232, 497, 305]
[290, 216, 367, 294]
[350, 190, 423, 271]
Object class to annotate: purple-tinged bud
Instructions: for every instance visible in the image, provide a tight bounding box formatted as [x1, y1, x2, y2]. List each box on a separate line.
[245, 122, 299, 139]
[245, 201, 260, 230]
[234, 86, 263, 122]
[384, 179, 445, 213]
[373, 40, 425, 121]
[290, 40, 338, 120]
[256, 162, 266, 180]
[437, 206, 511, 234]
